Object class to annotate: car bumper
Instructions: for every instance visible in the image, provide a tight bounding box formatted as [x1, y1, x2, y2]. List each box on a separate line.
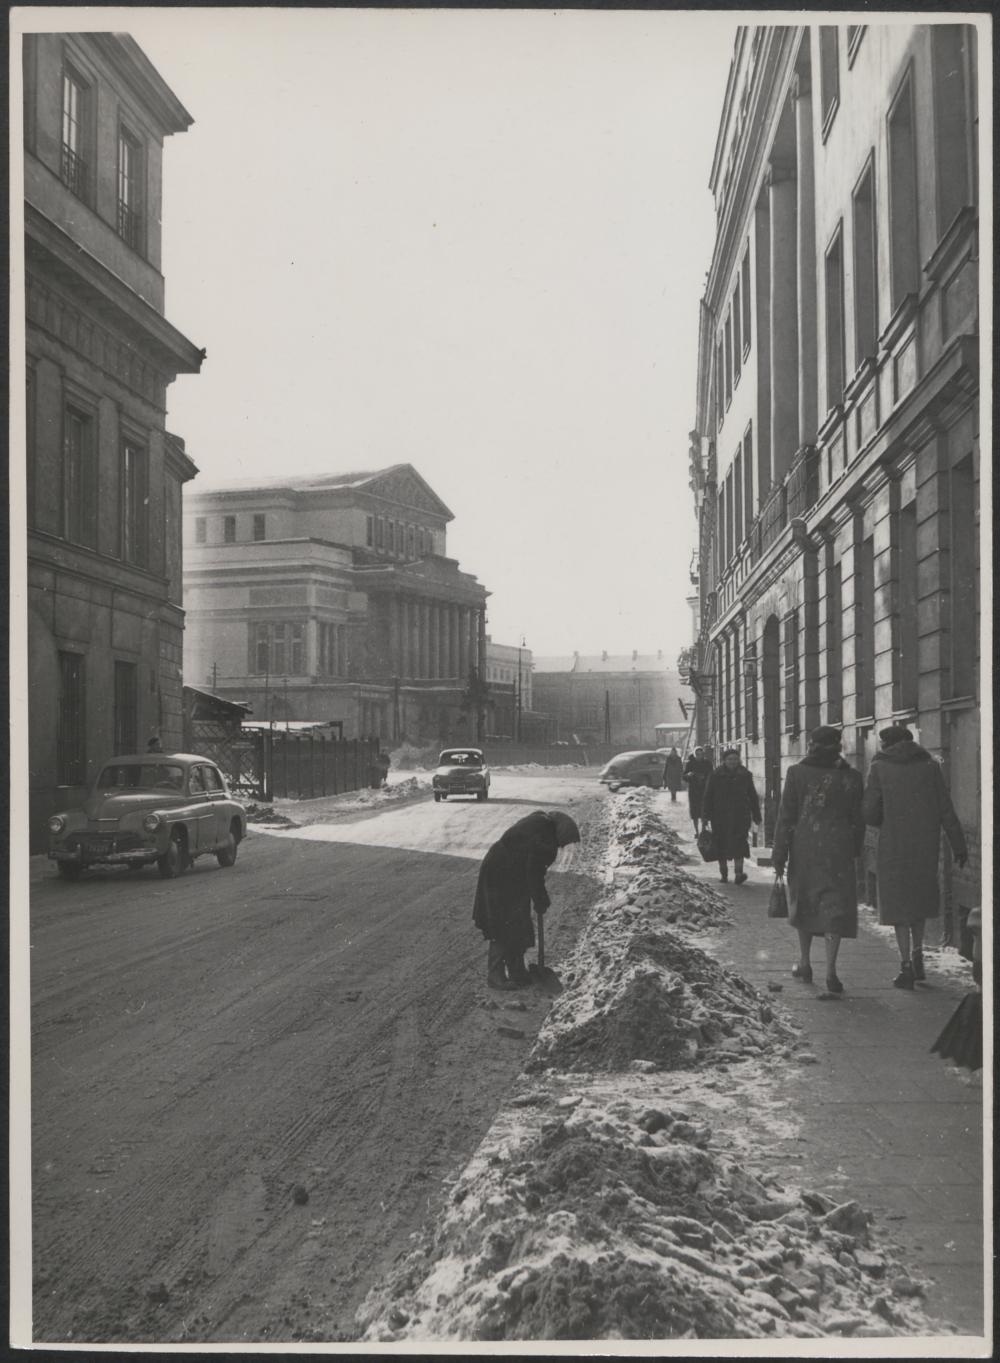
[49, 845, 160, 866]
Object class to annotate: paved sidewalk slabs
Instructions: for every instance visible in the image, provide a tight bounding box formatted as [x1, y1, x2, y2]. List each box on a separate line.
[661, 799, 986, 1337]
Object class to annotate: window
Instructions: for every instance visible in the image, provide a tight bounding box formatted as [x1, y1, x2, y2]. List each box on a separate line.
[223, 515, 236, 543]
[932, 26, 976, 237]
[819, 28, 840, 133]
[407, 525, 415, 558]
[121, 439, 148, 567]
[60, 65, 90, 199]
[117, 125, 144, 251]
[734, 448, 744, 547]
[887, 71, 919, 311]
[897, 497, 918, 711]
[26, 365, 36, 529]
[418, 527, 426, 555]
[366, 515, 374, 548]
[250, 623, 306, 675]
[733, 280, 742, 383]
[202, 765, 224, 793]
[57, 652, 86, 785]
[253, 514, 266, 542]
[825, 559, 843, 723]
[950, 454, 977, 697]
[782, 610, 800, 735]
[195, 517, 207, 544]
[725, 468, 735, 564]
[740, 250, 752, 351]
[724, 313, 733, 407]
[856, 536, 875, 719]
[114, 660, 138, 756]
[847, 26, 866, 67]
[63, 405, 97, 549]
[375, 516, 384, 549]
[388, 521, 396, 554]
[852, 159, 878, 365]
[732, 629, 742, 736]
[743, 426, 754, 524]
[717, 488, 726, 578]
[743, 640, 758, 740]
[716, 340, 725, 428]
[824, 226, 845, 409]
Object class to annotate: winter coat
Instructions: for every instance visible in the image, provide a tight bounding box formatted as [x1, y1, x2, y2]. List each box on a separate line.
[472, 811, 560, 950]
[772, 752, 865, 938]
[682, 755, 713, 821]
[861, 739, 968, 926]
[701, 764, 761, 859]
[664, 750, 685, 793]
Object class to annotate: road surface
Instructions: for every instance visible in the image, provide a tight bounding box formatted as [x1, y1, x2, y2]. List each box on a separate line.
[28, 771, 605, 1343]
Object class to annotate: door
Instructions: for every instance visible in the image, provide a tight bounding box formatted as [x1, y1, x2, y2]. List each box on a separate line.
[186, 764, 214, 850]
[761, 616, 781, 842]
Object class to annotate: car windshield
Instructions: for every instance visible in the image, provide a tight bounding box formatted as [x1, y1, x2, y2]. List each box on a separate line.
[440, 751, 482, 767]
[98, 763, 186, 792]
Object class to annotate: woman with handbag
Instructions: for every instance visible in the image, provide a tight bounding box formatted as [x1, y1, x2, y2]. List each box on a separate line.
[700, 746, 761, 884]
[772, 725, 865, 995]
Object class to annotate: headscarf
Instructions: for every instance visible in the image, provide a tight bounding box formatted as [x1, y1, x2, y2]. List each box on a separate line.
[548, 811, 581, 846]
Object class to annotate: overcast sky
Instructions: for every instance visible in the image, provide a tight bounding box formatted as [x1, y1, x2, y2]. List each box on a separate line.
[29, 7, 740, 662]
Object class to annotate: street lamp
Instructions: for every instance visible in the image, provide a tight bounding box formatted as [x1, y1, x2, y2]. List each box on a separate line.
[516, 634, 524, 742]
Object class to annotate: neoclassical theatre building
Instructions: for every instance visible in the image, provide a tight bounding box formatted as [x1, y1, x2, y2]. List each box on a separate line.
[182, 465, 490, 743]
[687, 24, 980, 938]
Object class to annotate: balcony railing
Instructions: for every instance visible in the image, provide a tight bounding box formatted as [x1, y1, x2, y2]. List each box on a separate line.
[117, 200, 143, 251]
[785, 445, 819, 522]
[760, 482, 788, 552]
[60, 143, 88, 198]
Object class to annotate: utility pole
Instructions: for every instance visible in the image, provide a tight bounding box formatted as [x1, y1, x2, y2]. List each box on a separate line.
[212, 661, 218, 690]
[516, 634, 524, 742]
[604, 689, 611, 743]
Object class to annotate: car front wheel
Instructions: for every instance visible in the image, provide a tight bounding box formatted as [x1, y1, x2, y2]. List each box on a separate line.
[57, 861, 82, 880]
[477, 790, 488, 801]
[157, 832, 187, 879]
[433, 792, 442, 802]
[216, 828, 239, 868]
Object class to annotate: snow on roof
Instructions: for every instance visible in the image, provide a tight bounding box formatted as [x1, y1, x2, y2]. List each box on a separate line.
[189, 465, 407, 495]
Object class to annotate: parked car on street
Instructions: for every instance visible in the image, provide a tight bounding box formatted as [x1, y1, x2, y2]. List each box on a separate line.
[47, 753, 247, 880]
[432, 748, 491, 802]
[598, 750, 667, 792]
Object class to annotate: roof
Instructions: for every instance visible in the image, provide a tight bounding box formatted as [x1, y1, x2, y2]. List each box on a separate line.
[183, 685, 251, 715]
[533, 654, 680, 676]
[187, 463, 453, 518]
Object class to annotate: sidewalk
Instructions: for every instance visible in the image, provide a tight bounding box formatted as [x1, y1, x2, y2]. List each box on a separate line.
[658, 795, 986, 1337]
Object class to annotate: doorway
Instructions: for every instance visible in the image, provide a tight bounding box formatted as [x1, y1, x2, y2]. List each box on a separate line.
[761, 616, 781, 841]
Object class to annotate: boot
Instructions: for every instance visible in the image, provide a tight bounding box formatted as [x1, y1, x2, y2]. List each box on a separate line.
[505, 950, 531, 987]
[487, 941, 516, 991]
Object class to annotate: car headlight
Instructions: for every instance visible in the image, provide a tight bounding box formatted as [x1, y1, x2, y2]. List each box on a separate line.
[48, 815, 67, 834]
[142, 813, 163, 833]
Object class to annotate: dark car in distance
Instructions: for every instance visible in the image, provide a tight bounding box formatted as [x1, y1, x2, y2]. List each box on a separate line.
[598, 750, 667, 792]
[432, 748, 491, 802]
[47, 753, 247, 880]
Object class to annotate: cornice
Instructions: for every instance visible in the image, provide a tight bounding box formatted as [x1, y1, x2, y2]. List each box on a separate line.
[88, 34, 194, 136]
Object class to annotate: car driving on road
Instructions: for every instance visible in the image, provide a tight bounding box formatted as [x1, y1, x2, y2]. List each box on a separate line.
[598, 749, 667, 792]
[432, 747, 491, 802]
[47, 752, 247, 880]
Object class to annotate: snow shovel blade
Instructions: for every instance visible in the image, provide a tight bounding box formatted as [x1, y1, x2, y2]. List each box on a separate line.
[528, 910, 563, 993]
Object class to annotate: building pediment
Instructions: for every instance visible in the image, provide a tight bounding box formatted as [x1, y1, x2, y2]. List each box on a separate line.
[363, 466, 454, 522]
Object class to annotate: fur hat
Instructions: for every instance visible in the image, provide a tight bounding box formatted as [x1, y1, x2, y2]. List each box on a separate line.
[809, 725, 842, 749]
[721, 746, 740, 758]
[879, 724, 912, 747]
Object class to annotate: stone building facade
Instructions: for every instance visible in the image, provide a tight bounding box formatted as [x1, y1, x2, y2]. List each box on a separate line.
[23, 33, 204, 847]
[688, 23, 981, 936]
[182, 466, 490, 743]
[483, 637, 534, 739]
[532, 653, 687, 748]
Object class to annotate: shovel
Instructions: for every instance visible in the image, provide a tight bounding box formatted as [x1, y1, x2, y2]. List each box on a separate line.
[527, 908, 563, 994]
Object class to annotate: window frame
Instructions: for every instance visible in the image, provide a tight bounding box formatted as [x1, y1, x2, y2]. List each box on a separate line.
[887, 65, 920, 314]
[60, 60, 93, 202]
[223, 515, 237, 544]
[819, 27, 841, 140]
[195, 517, 207, 544]
[113, 659, 139, 756]
[824, 222, 846, 412]
[252, 513, 266, 542]
[116, 120, 146, 254]
[120, 435, 149, 568]
[57, 650, 86, 786]
[851, 154, 878, 368]
[62, 397, 98, 550]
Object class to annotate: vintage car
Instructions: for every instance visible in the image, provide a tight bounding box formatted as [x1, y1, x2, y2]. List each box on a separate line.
[432, 747, 491, 802]
[598, 749, 667, 792]
[47, 753, 247, 880]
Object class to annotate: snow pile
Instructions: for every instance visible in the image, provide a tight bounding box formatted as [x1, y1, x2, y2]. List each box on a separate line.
[244, 803, 299, 828]
[356, 1081, 951, 1343]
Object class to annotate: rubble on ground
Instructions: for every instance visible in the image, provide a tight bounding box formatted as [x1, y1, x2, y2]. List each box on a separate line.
[355, 788, 956, 1343]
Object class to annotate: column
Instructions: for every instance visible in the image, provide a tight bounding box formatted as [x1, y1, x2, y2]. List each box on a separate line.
[429, 604, 439, 680]
[388, 595, 399, 675]
[419, 601, 430, 679]
[794, 73, 818, 448]
[458, 607, 470, 680]
[401, 597, 412, 678]
[769, 159, 799, 484]
[409, 598, 420, 680]
[754, 189, 772, 504]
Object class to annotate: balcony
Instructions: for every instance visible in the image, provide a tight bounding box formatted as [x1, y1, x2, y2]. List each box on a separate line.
[785, 445, 819, 521]
[760, 482, 787, 553]
[117, 199, 143, 252]
[60, 144, 88, 199]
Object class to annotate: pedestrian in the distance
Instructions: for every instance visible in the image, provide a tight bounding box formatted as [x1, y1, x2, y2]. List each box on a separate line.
[862, 725, 969, 990]
[146, 735, 163, 753]
[701, 746, 761, 884]
[472, 810, 581, 990]
[682, 746, 713, 831]
[771, 725, 864, 995]
[663, 746, 684, 802]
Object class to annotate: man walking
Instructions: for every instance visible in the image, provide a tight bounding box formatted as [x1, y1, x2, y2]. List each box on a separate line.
[682, 746, 712, 831]
[862, 725, 969, 989]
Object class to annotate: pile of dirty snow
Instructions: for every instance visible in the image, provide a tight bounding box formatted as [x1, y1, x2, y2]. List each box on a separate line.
[356, 1079, 952, 1343]
[244, 803, 299, 828]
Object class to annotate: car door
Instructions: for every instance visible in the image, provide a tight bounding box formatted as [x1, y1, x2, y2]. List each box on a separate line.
[201, 763, 229, 845]
[186, 765, 214, 851]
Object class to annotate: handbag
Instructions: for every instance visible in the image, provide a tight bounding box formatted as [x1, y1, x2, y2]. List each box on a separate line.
[768, 874, 789, 919]
[697, 826, 717, 862]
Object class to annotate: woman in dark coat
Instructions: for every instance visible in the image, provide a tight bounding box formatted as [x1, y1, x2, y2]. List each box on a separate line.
[862, 724, 968, 990]
[472, 810, 581, 989]
[772, 726, 864, 995]
[682, 747, 713, 830]
[701, 747, 761, 884]
[663, 747, 684, 801]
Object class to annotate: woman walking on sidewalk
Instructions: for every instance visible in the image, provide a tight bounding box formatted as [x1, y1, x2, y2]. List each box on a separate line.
[772, 726, 864, 995]
[663, 747, 684, 802]
[682, 747, 712, 830]
[701, 746, 761, 884]
[861, 724, 969, 990]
